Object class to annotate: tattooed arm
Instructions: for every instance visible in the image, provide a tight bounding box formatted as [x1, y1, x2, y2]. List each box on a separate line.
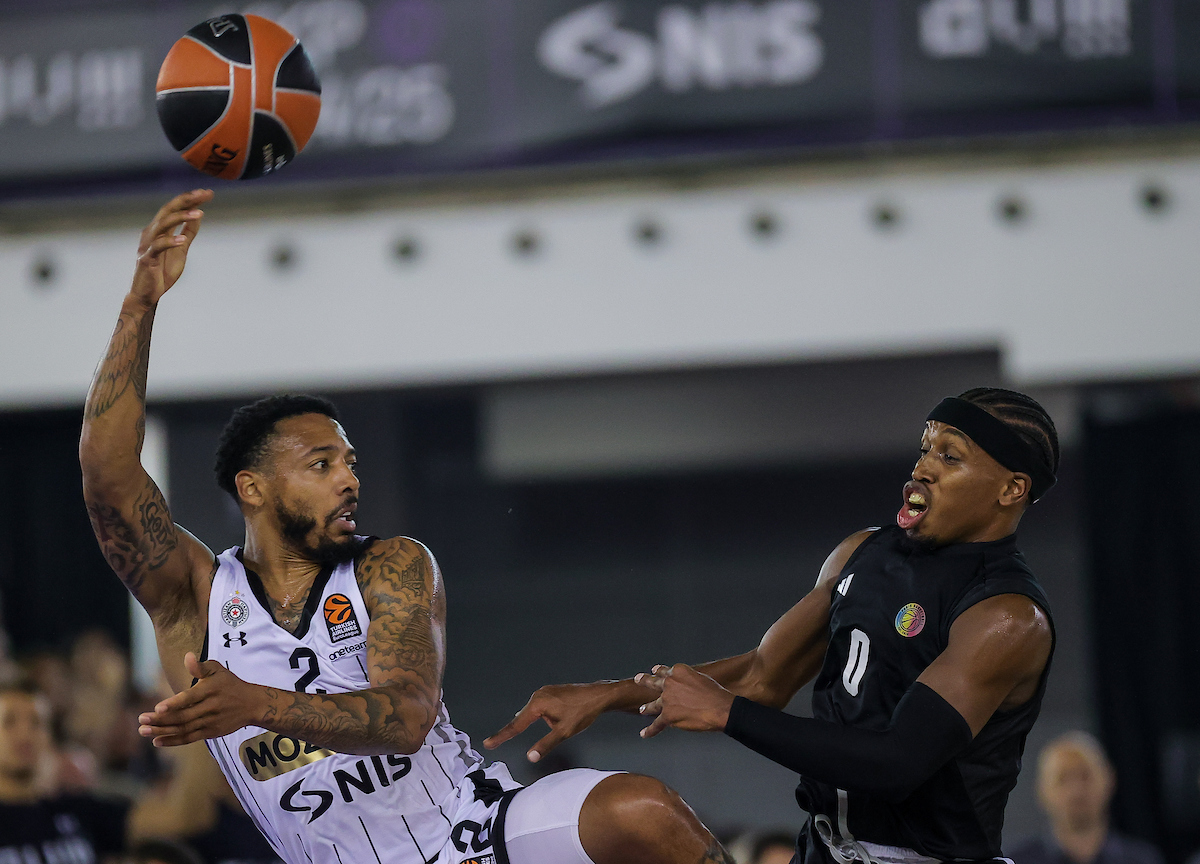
[138, 538, 445, 755]
[80, 190, 216, 632]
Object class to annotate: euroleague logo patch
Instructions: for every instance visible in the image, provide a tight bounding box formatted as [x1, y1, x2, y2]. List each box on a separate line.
[894, 602, 926, 637]
[323, 593, 362, 643]
[222, 591, 250, 628]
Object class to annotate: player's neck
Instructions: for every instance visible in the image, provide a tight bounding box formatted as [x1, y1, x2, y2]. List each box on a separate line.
[0, 768, 39, 804]
[960, 511, 1023, 544]
[241, 530, 324, 592]
[1052, 817, 1109, 864]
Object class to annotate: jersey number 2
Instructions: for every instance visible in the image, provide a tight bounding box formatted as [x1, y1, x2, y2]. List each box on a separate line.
[842, 629, 869, 697]
[290, 647, 327, 694]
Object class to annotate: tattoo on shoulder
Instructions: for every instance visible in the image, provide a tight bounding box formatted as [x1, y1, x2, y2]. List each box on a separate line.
[86, 476, 178, 596]
[358, 540, 440, 690]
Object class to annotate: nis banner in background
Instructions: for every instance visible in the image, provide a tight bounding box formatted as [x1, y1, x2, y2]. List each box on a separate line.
[0, 0, 1183, 189]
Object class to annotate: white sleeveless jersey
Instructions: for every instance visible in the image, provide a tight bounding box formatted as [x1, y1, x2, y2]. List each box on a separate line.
[203, 542, 514, 864]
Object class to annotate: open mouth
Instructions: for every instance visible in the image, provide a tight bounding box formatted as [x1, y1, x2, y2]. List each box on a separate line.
[897, 482, 929, 531]
[330, 501, 358, 533]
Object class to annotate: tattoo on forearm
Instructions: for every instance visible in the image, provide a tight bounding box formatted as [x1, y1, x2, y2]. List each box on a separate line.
[85, 306, 155, 421]
[260, 541, 443, 754]
[86, 476, 178, 596]
[262, 685, 427, 755]
[698, 841, 737, 864]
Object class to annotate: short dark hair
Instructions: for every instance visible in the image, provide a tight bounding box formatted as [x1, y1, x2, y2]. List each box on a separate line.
[213, 394, 340, 501]
[959, 387, 1059, 479]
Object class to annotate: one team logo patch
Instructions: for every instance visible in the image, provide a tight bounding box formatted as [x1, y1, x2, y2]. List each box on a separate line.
[323, 593, 362, 643]
[222, 592, 250, 628]
[895, 602, 926, 637]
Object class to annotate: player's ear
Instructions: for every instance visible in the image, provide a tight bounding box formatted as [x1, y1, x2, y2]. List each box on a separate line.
[236, 470, 265, 508]
[999, 472, 1031, 508]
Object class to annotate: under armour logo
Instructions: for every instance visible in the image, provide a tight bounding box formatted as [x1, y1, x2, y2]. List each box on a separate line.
[836, 573, 855, 597]
[224, 632, 247, 647]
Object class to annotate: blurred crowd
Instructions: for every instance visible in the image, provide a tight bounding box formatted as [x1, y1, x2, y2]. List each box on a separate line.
[0, 626, 1189, 864]
[0, 627, 280, 864]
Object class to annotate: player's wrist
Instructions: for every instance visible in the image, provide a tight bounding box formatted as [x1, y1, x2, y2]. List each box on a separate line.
[247, 684, 276, 730]
[122, 291, 158, 315]
[608, 678, 657, 712]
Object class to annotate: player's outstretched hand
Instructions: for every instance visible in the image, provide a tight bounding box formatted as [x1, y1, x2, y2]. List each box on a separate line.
[483, 683, 610, 763]
[137, 651, 259, 747]
[635, 664, 736, 739]
[130, 189, 214, 308]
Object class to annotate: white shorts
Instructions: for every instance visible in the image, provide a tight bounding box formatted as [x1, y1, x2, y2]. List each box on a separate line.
[438, 768, 621, 864]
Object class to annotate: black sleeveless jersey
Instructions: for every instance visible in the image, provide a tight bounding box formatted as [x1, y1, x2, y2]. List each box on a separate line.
[796, 526, 1054, 862]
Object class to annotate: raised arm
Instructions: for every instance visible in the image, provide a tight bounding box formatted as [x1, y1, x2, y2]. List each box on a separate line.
[138, 537, 445, 756]
[483, 529, 875, 761]
[80, 190, 216, 630]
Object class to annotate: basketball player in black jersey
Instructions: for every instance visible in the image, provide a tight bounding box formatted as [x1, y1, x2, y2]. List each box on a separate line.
[79, 190, 736, 864]
[487, 390, 1059, 864]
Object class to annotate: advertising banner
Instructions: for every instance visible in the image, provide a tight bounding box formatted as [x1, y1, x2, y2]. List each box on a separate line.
[0, 0, 1181, 190]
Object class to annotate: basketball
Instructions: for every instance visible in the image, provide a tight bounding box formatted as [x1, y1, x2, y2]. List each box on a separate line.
[155, 14, 321, 181]
[323, 593, 353, 626]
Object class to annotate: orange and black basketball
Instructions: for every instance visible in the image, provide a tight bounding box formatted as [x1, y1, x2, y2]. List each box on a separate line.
[156, 14, 321, 180]
[323, 594, 354, 626]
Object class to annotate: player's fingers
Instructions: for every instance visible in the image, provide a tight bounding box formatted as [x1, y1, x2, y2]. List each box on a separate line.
[634, 671, 665, 693]
[638, 698, 663, 717]
[177, 211, 204, 242]
[142, 233, 189, 261]
[153, 189, 212, 225]
[151, 208, 200, 238]
[193, 656, 224, 679]
[639, 713, 670, 739]
[526, 726, 570, 764]
[483, 706, 539, 749]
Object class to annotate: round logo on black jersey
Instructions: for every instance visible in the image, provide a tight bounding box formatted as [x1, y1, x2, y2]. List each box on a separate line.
[895, 602, 926, 637]
[222, 594, 250, 628]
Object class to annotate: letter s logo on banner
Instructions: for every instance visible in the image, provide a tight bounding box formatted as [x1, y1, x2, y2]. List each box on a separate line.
[538, 0, 824, 109]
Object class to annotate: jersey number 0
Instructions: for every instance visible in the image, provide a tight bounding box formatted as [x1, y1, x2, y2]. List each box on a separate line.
[842, 629, 869, 697]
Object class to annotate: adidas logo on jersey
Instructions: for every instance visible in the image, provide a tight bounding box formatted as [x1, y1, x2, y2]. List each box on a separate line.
[836, 573, 855, 596]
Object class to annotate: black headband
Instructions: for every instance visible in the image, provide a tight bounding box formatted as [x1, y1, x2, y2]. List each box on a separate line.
[927, 397, 1056, 503]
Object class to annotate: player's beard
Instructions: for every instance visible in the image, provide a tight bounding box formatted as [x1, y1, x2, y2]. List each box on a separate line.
[275, 499, 369, 567]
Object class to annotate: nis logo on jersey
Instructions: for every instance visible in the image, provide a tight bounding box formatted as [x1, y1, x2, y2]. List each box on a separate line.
[323, 593, 362, 643]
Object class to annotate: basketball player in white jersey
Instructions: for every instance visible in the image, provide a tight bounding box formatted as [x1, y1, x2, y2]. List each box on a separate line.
[80, 190, 734, 864]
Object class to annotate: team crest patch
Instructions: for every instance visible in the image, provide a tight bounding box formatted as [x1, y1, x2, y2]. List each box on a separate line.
[222, 592, 250, 628]
[323, 593, 363, 643]
[895, 603, 926, 637]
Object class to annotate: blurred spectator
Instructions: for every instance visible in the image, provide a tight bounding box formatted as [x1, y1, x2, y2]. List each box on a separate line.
[750, 831, 797, 864]
[66, 630, 151, 789]
[128, 741, 283, 864]
[0, 679, 129, 863]
[1009, 732, 1164, 864]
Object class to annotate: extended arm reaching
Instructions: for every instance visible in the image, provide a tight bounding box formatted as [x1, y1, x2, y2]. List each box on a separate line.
[483, 529, 876, 761]
[138, 539, 445, 755]
[80, 190, 216, 630]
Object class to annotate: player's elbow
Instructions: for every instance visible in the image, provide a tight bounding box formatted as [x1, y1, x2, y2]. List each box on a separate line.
[384, 698, 439, 755]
